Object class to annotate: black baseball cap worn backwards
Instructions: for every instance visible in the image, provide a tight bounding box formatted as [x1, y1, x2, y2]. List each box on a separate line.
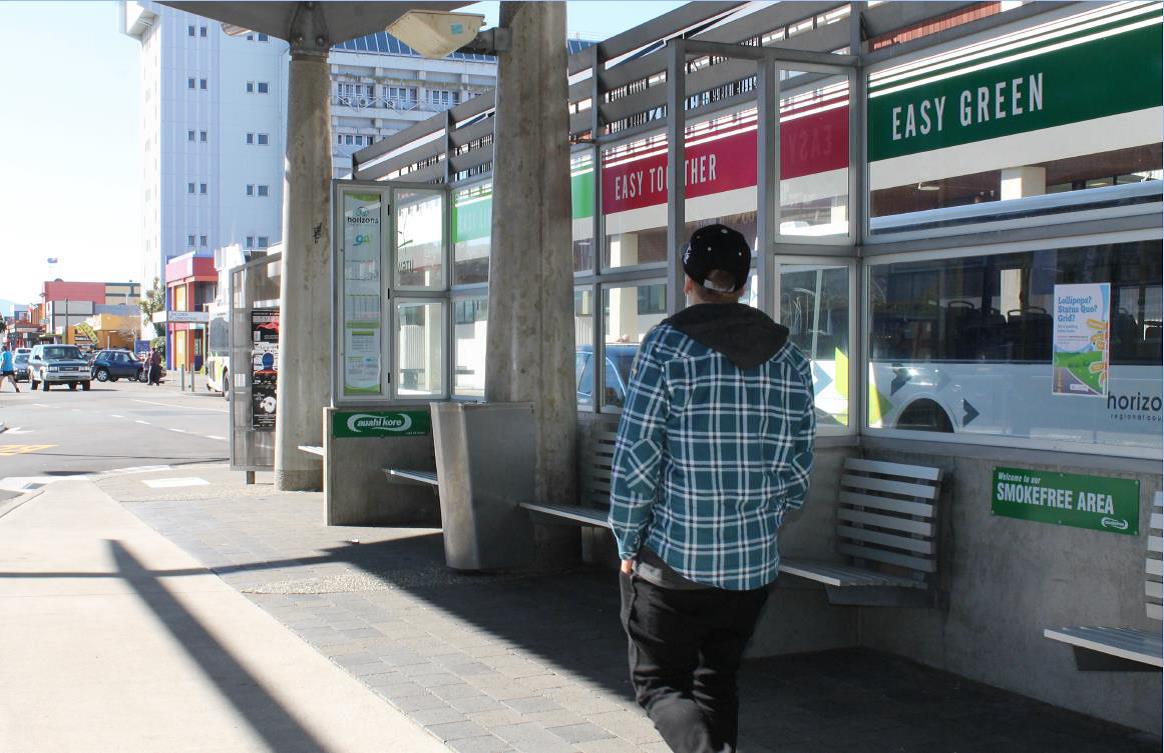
[681, 224, 751, 293]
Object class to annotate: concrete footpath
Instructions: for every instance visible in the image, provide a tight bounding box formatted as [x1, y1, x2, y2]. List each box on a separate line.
[0, 479, 448, 753]
[3, 466, 1159, 753]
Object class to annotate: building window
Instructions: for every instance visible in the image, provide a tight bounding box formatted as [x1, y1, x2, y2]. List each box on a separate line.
[200, 130, 207, 142]
[187, 130, 195, 142]
[187, 25, 195, 36]
[258, 236, 269, 248]
[257, 33, 268, 41]
[245, 33, 253, 41]
[199, 78, 207, 90]
[246, 133, 254, 144]
[257, 133, 269, 145]
[246, 184, 254, 196]
[246, 81, 254, 93]
[187, 182, 195, 194]
[199, 183, 207, 195]
[187, 78, 195, 89]
[199, 26, 207, 37]
[257, 81, 269, 94]
[245, 236, 255, 249]
[337, 135, 343, 145]
[257, 185, 269, 197]
[344, 134, 354, 145]
[187, 234, 196, 246]
[200, 235, 207, 247]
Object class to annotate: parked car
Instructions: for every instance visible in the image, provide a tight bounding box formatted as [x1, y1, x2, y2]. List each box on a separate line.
[28, 344, 92, 391]
[576, 343, 637, 408]
[91, 349, 145, 383]
[12, 352, 29, 382]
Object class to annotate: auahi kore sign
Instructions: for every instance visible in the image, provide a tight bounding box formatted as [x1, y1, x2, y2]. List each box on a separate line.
[333, 410, 431, 438]
[992, 467, 1140, 536]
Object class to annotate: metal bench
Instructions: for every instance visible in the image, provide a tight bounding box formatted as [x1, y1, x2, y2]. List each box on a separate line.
[1043, 493, 1163, 670]
[385, 468, 439, 486]
[518, 428, 616, 529]
[779, 457, 944, 607]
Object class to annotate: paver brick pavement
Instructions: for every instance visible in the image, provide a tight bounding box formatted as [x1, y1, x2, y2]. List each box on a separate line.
[105, 469, 1163, 753]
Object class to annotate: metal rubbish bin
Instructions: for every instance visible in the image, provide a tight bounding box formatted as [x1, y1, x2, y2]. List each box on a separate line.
[430, 401, 536, 570]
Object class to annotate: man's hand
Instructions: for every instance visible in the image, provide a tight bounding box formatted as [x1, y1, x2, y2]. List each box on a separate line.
[620, 558, 634, 575]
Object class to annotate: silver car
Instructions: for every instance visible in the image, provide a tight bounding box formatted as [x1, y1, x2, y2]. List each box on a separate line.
[28, 344, 92, 391]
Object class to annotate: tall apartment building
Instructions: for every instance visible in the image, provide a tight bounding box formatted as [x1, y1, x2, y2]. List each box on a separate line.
[120, 2, 500, 291]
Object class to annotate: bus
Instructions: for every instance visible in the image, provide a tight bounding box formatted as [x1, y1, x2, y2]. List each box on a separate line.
[204, 298, 229, 398]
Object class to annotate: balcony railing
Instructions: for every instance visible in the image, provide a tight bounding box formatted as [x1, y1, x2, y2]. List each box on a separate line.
[332, 94, 462, 114]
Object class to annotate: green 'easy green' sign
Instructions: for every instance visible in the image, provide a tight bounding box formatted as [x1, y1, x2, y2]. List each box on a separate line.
[868, 12, 1163, 161]
[991, 467, 1140, 536]
[333, 410, 431, 438]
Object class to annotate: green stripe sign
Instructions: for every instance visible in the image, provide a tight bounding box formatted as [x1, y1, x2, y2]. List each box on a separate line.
[452, 168, 595, 243]
[869, 14, 1162, 161]
[992, 467, 1141, 536]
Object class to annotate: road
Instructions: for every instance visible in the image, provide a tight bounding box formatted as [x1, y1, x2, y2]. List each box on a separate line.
[0, 379, 231, 500]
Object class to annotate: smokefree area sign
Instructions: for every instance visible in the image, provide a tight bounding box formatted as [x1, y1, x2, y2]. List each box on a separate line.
[992, 467, 1140, 536]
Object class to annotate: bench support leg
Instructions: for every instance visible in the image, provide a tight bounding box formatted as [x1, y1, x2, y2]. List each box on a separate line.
[1071, 647, 1162, 672]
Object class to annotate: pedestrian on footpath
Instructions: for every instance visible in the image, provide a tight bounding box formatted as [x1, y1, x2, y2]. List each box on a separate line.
[608, 224, 816, 753]
[148, 348, 162, 386]
[0, 346, 20, 393]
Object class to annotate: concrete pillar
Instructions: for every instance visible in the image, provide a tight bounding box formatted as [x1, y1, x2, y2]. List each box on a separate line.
[485, 2, 577, 524]
[274, 31, 332, 491]
[1000, 166, 1046, 200]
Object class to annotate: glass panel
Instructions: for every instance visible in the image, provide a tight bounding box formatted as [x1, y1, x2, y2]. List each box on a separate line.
[867, 4, 1162, 231]
[776, 263, 850, 431]
[778, 71, 849, 238]
[394, 189, 445, 289]
[602, 134, 668, 269]
[867, 240, 1162, 451]
[453, 295, 487, 397]
[573, 152, 595, 273]
[575, 286, 594, 406]
[396, 301, 444, 397]
[601, 282, 666, 408]
[341, 191, 385, 397]
[453, 182, 490, 285]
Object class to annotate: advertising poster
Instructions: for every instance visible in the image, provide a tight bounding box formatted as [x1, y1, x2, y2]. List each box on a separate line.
[251, 308, 279, 430]
[992, 467, 1139, 536]
[332, 410, 432, 438]
[1052, 283, 1110, 397]
[343, 192, 384, 396]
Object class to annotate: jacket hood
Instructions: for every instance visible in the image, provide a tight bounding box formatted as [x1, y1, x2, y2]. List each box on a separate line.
[664, 303, 789, 369]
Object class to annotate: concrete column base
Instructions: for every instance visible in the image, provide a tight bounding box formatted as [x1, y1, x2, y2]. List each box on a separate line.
[275, 468, 322, 492]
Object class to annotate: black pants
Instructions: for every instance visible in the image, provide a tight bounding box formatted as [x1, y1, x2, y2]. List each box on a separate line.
[620, 571, 769, 753]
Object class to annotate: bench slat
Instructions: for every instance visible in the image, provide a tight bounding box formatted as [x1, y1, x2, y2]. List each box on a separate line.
[837, 525, 934, 555]
[1148, 604, 1163, 621]
[520, 502, 611, 528]
[838, 490, 935, 518]
[386, 469, 439, 486]
[1151, 512, 1163, 530]
[1147, 559, 1163, 577]
[297, 445, 325, 457]
[837, 542, 937, 573]
[845, 458, 942, 482]
[841, 474, 940, 500]
[1147, 581, 1163, 600]
[837, 507, 934, 537]
[1150, 536, 1163, 555]
[779, 558, 925, 588]
[1044, 626, 1163, 667]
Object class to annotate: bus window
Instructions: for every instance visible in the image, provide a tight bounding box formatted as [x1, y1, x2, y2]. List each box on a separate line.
[867, 239, 1162, 451]
[776, 263, 850, 429]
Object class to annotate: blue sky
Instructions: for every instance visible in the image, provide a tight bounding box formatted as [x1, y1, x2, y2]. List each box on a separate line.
[0, 1, 685, 309]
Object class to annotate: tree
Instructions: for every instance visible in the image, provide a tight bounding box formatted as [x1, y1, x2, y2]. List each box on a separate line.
[139, 278, 166, 338]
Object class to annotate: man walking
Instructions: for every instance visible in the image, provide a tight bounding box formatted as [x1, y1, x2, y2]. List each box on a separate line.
[609, 224, 816, 753]
[0, 346, 20, 393]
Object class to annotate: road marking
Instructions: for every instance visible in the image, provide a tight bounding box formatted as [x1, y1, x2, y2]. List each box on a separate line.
[132, 399, 227, 414]
[4, 427, 32, 435]
[0, 444, 56, 457]
[135, 420, 150, 425]
[102, 465, 172, 476]
[207, 435, 227, 441]
[111, 414, 125, 419]
[142, 477, 209, 489]
[31, 403, 47, 408]
[170, 428, 188, 433]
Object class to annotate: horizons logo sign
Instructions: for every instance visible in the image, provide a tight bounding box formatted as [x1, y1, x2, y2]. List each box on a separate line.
[346, 412, 413, 434]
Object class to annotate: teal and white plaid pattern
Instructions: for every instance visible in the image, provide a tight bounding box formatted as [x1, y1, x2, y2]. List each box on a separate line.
[608, 323, 815, 591]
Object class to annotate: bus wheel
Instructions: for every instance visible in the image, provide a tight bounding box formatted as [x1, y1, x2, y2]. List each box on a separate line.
[896, 400, 953, 433]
